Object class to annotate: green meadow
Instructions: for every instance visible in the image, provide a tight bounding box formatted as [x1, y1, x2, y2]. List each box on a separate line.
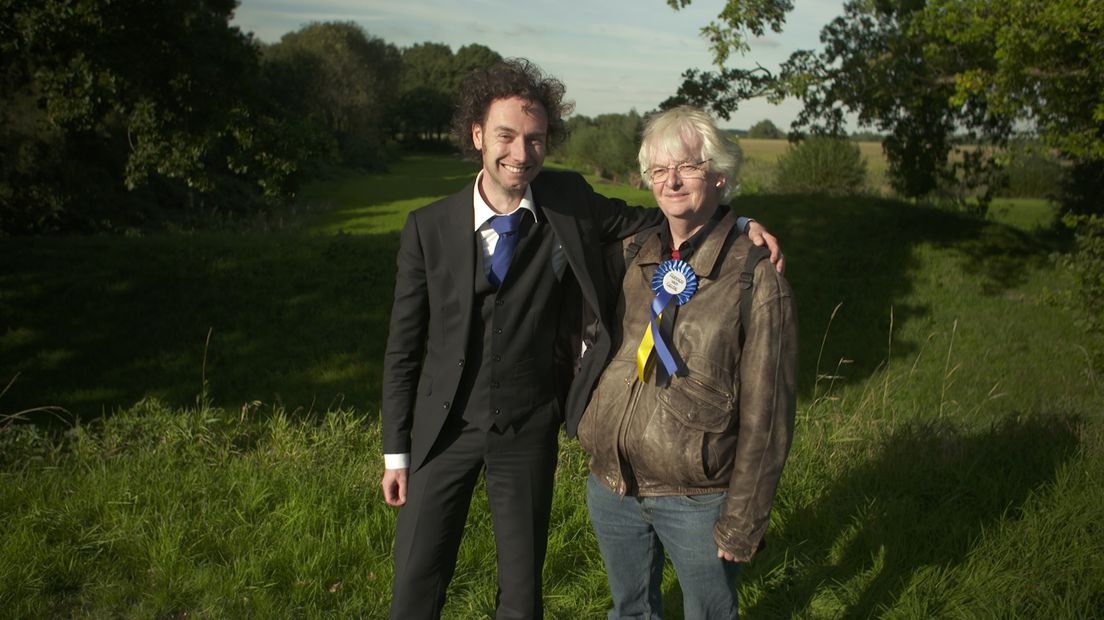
[1, 153, 1101, 618]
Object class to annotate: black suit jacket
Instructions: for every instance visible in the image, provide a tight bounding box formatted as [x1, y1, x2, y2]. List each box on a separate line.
[382, 170, 661, 471]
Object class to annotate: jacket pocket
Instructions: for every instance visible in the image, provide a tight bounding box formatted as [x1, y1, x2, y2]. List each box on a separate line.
[633, 376, 737, 487]
[657, 375, 736, 433]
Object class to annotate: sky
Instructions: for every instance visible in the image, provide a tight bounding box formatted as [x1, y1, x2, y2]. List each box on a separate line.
[231, 0, 849, 131]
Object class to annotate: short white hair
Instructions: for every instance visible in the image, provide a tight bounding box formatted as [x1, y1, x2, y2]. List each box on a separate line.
[638, 106, 742, 202]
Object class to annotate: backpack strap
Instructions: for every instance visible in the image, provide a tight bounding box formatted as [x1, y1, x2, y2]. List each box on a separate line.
[739, 244, 771, 346]
[623, 229, 652, 264]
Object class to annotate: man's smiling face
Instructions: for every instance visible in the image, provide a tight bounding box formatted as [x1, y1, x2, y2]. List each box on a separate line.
[472, 96, 548, 210]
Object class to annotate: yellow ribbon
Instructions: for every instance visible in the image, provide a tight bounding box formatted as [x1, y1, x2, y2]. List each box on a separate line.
[636, 313, 659, 382]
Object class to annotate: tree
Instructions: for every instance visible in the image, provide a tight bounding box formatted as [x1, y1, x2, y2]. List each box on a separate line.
[660, 0, 793, 120]
[452, 44, 503, 91]
[667, 0, 793, 66]
[559, 112, 643, 181]
[665, 0, 1104, 214]
[0, 0, 303, 232]
[747, 119, 784, 139]
[393, 42, 501, 143]
[395, 43, 454, 142]
[924, 0, 1104, 215]
[265, 22, 401, 166]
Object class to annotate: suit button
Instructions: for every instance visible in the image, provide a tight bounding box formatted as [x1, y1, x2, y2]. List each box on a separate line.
[493, 355, 501, 362]
[457, 359, 465, 366]
[491, 381, 500, 389]
[494, 328, 503, 334]
[442, 401, 450, 409]
[494, 408, 501, 415]
[495, 299, 504, 306]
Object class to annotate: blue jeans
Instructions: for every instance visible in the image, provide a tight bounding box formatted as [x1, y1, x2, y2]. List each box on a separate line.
[586, 474, 741, 620]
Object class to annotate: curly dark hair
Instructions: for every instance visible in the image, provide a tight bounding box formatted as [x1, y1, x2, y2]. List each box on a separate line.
[451, 58, 574, 160]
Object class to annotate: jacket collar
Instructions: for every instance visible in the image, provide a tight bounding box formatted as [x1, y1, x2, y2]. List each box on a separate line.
[635, 209, 739, 280]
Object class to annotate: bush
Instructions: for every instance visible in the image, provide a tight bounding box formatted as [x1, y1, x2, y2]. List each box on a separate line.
[1061, 159, 1104, 217]
[1061, 214, 1104, 369]
[559, 112, 642, 182]
[996, 143, 1063, 199]
[748, 119, 784, 139]
[773, 136, 867, 196]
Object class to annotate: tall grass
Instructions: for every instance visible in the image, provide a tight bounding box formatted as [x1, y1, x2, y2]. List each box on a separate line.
[1, 154, 1101, 618]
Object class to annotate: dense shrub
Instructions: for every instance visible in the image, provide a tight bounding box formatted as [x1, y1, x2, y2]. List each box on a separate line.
[748, 119, 784, 139]
[1061, 159, 1104, 217]
[558, 112, 642, 182]
[773, 136, 867, 196]
[996, 143, 1063, 199]
[1061, 214, 1104, 369]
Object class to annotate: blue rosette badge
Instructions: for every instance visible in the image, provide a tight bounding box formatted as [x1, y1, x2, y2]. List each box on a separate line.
[637, 260, 698, 382]
[652, 259, 698, 306]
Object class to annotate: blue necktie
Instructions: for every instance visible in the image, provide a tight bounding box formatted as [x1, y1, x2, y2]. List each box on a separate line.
[488, 211, 526, 288]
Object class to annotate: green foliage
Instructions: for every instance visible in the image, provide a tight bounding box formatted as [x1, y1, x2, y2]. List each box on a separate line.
[773, 136, 867, 196]
[1061, 158, 1104, 217]
[0, 0, 312, 233]
[264, 22, 401, 168]
[747, 119, 784, 139]
[392, 43, 501, 144]
[1060, 214, 1104, 367]
[779, 0, 1012, 209]
[0, 3, 505, 234]
[929, 0, 1104, 162]
[668, 0, 1104, 217]
[667, 0, 793, 66]
[849, 130, 885, 142]
[558, 112, 644, 182]
[395, 43, 455, 142]
[995, 142, 1064, 199]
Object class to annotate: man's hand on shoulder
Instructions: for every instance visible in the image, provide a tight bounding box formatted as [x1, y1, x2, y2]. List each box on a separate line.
[746, 220, 784, 273]
[381, 468, 408, 507]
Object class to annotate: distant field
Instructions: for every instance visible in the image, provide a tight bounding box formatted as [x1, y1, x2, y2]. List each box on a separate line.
[738, 138, 885, 165]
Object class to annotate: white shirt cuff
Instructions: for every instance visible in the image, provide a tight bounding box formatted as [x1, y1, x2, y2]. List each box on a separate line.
[384, 453, 410, 469]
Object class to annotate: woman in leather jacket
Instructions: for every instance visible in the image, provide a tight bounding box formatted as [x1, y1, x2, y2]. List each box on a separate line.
[576, 106, 798, 620]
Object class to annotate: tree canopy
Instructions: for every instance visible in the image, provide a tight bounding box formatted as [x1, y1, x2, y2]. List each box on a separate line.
[0, 2, 504, 234]
[264, 22, 401, 165]
[666, 0, 1104, 213]
[560, 112, 644, 182]
[395, 43, 502, 142]
[1, 0, 303, 231]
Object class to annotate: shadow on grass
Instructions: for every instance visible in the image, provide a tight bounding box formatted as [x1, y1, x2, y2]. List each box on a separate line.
[0, 232, 401, 421]
[731, 194, 1059, 397]
[0, 170, 1061, 423]
[743, 414, 1081, 617]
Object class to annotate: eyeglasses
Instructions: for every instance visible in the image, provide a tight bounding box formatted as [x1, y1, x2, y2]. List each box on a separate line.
[646, 159, 711, 184]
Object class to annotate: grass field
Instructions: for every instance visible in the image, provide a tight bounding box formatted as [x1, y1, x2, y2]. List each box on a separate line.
[1, 153, 1101, 618]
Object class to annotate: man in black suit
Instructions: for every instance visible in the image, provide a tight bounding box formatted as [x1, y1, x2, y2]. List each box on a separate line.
[379, 59, 780, 619]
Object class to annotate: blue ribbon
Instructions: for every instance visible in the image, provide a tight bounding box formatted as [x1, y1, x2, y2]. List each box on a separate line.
[647, 260, 698, 380]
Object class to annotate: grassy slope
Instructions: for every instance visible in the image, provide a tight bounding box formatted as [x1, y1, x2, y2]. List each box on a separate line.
[1, 155, 1101, 618]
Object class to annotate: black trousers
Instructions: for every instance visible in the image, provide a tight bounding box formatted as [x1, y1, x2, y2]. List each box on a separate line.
[389, 402, 560, 620]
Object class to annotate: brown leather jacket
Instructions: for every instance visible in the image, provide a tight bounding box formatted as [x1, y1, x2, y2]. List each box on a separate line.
[577, 211, 798, 562]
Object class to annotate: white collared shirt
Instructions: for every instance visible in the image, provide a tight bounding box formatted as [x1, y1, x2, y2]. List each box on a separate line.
[472, 170, 567, 282]
[472, 169, 538, 256]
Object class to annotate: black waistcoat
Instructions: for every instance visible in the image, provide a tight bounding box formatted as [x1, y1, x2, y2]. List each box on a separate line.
[453, 213, 566, 431]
